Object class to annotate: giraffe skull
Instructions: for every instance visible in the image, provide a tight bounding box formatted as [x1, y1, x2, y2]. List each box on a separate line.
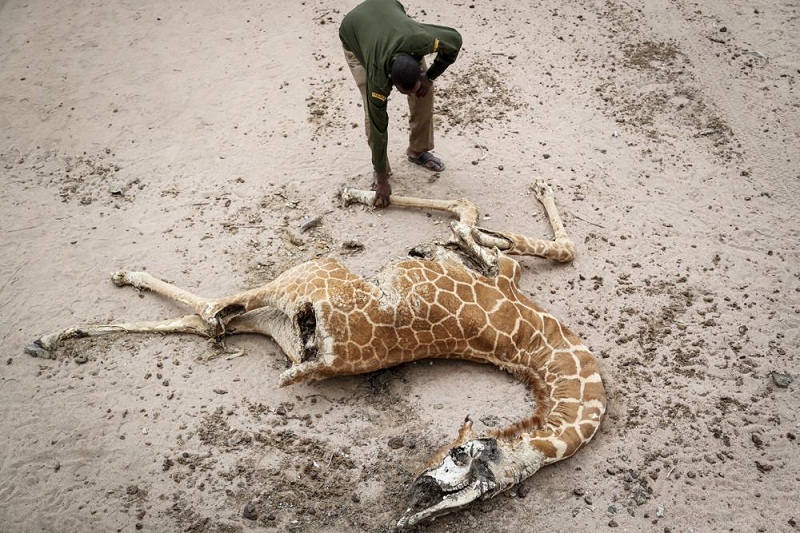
[397, 438, 501, 529]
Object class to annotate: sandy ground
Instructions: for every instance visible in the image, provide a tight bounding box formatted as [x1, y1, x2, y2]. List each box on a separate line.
[1, 0, 799, 532]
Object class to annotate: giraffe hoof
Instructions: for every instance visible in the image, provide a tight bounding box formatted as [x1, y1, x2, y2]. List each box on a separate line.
[111, 271, 130, 287]
[531, 180, 553, 200]
[338, 185, 356, 206]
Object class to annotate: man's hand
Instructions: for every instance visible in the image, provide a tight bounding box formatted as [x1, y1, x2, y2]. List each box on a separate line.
[415, 73, 432, 98]
[372, 171, 391, 208]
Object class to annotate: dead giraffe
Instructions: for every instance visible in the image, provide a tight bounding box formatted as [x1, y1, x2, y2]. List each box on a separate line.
[25, 180, 606, 529]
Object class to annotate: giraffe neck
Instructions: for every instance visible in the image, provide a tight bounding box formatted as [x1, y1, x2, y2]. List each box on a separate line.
[483, 307, 607, 466]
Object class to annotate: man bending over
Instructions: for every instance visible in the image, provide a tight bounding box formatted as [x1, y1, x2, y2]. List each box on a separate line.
[339, 0, 462, 207]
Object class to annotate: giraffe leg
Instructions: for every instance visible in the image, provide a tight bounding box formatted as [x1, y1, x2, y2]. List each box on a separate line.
[112, 271, 212, 314]
[341, 187, 500, 271]
[532, 179, 570, 242]
[113, 270, 273, 328]
[27, 298, 309, 365]
[472, 180, 576, 263]
[25, 314, 216, 358]
[449, 220, 500, 275]
[27, 271, 224, 357]
[473, 228, 575, 263]
[341, 184, 575, 264]
[27, 271, 278, 358]
[340, 187, 480, 225]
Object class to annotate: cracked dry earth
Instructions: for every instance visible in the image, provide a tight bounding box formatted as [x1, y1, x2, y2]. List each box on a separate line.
[1, 1, 798, 532]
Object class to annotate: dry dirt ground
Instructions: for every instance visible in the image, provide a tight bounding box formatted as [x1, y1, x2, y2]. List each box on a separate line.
[1, 1, 798, 532]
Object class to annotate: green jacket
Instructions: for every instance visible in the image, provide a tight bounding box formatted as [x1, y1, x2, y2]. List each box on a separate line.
[339, 0, 462, 173]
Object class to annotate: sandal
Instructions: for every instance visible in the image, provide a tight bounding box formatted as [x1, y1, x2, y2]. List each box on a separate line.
[408, 151, 445, 172]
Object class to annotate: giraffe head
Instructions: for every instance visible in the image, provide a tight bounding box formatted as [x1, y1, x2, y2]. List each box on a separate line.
[396, 420, 503, 529]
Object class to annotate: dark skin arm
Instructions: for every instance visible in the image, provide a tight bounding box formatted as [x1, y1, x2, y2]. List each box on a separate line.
[373, 171, 391, 208]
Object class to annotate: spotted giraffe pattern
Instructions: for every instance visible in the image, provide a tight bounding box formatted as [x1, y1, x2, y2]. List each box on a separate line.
[476, 229, 577, 264]
[27, 183, 606, 524]
[31, 249, 606, 463]
[212, 248, 606, 463]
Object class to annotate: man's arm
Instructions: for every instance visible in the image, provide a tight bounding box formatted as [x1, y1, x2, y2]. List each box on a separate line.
[423, 26, 462, 81]
[366, 89, 392, 207]
[366, 89, 390, 173]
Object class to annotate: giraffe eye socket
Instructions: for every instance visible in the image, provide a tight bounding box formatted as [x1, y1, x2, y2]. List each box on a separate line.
[451, 448, 470, 466]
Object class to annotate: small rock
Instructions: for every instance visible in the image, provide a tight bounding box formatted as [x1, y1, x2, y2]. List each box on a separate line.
[755, 461, 773, 473]
[657, 505, 665, 518]
[608, 519, 619, 527]
[342, 240, 365, 252]
[109, 185, 124, 196]
[213, 388, 228, 395]
[242, 502, 258, 521]
[573, 487, 586, 497]
[74, 354, 88, 364]
[126, 485, 139, 495]
[299, 215, 322, 232]
[770, 371, 793, 388]
[387, 436, 405, 449]
[517, 483, 528, 498]
[286, 231, 305, 246]
[480, 415, 500, 427]
[632, 487, 649, 505]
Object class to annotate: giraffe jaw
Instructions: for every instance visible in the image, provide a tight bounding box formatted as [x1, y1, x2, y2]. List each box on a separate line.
[396, 439, 500, 529]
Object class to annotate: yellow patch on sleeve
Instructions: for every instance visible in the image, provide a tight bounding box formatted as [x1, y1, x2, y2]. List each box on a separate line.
[370, 91, 386, 102]
[433, 38, 440, 52]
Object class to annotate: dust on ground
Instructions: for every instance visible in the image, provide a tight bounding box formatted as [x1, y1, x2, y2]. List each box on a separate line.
[1, 1, 798, 532]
